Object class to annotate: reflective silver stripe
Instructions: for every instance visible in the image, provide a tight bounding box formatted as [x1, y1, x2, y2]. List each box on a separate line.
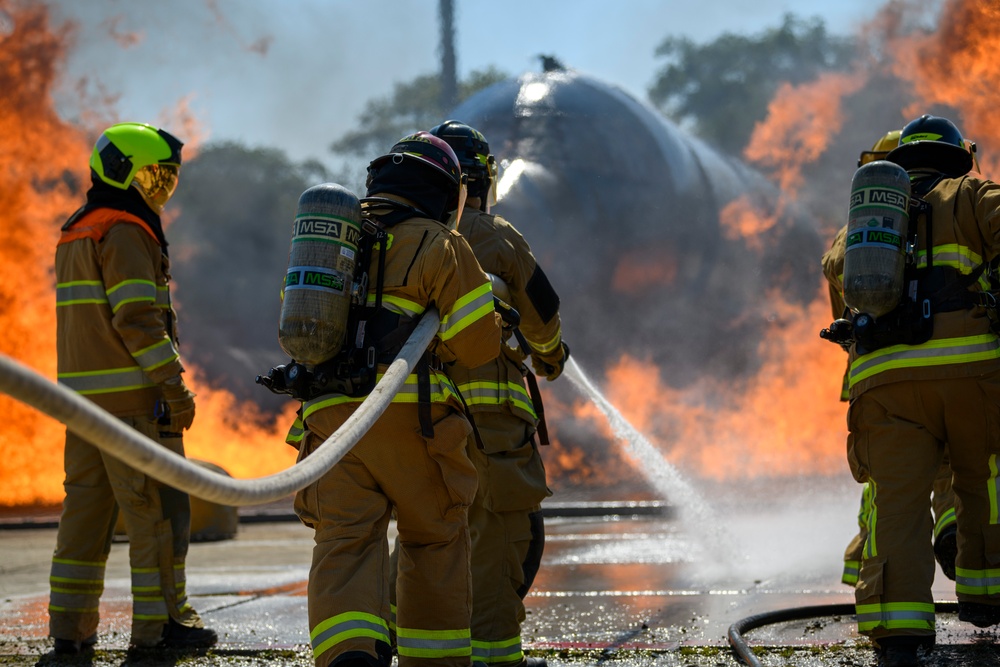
[955, 567, 1000, 595]
[439, 283, 494, 341]
[526, 328, 562, 355]
[457, 380, 535, 417]
[156, 285, 170, 308]
[302, 371, 460, 419]
[397, 632, 472, 658]
[56, 281, 107, 306]
[51, 558, 105, 582]
[849, 334, 1000, 387]
[59, 366, 157, 395]
[49, 588, 102, 612]
[106, 279, 157, 313]
[855, 602, 935, 631]
[133, 596, 169, 620]
[472, 636, 522, 664]
[132, 338, 179, 372]
[310, 614, 390, 656]
[131, 569, 161, 589]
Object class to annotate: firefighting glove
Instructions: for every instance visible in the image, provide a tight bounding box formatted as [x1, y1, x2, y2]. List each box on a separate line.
[531, 341, 570, 381]
[159, 375, 196, 433]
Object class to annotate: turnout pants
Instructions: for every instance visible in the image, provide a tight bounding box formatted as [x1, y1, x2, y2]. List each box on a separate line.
[296, 403, 478, 667]
[466, 412, 550, 667]
[842, 458, 955, 586]
[847, 372, 1000, 643]
[390, 412, 550, 667]
[49, 417, 203, 647]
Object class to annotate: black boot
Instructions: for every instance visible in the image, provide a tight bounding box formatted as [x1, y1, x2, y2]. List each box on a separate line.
[157, 617, 218, 649]
[933, 524, 957, 582]
[52, 633, 97, 655]
[524, 658, 548, 667]
[874, 636, 931, 667]
[958, 601, 1000, 628]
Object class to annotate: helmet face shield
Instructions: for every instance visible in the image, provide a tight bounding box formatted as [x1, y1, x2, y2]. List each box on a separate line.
[449, 176, 468, 229]
[131, 163, 180, 214]
[481, 153, 499, 208]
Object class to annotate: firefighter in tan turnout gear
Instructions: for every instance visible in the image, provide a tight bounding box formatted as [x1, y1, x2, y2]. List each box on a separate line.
[822, 114, 1000, 667]
[397, 120, 567, 667]
[822, 131, 956, 590]
[290, 132, 501, 667]
[50, 122, 216, 653]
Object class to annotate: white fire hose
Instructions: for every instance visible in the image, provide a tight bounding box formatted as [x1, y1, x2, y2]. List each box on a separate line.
[0, 310, 440, 507]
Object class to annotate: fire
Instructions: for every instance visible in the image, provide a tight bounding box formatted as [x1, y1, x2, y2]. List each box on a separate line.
[611, 245, 678, 294]
[743, 71, 867, 197]
[877, 0, 1000, 178]
[573, 290, 848, 480]
[718, 196, 777, 252]
[0, 2, 295, 508]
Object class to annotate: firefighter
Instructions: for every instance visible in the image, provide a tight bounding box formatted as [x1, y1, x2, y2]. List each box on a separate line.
[823, 131, 957, 588]
[292, 132, 502, 667]
[419, 120, 567, 667]
[838, 115, 1000, 667]
[50, 122, 216, 653]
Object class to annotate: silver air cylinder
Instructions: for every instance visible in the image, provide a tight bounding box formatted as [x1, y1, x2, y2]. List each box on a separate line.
[278, 183, 362, 366]
[843, 160, 911, 318]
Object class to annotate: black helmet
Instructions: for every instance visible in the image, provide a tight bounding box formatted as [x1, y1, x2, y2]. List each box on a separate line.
[366, 132, 468, 225]
[885, 114, 974, 177]
[429, 120, 498, 203]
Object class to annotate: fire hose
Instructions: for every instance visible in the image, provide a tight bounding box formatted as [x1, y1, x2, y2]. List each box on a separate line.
[0, 310, 440, 507]
[727, 601, 959, 667]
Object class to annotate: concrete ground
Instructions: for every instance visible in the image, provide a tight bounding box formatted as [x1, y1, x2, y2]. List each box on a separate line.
[2, 476, 999, 666]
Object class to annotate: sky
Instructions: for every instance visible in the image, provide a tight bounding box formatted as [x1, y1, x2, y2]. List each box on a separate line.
[42, 0, 889, 167]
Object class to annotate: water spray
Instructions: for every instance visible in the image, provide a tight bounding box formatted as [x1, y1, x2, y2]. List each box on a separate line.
[0, 311, 439, 507]
[563, 356, 734, 562]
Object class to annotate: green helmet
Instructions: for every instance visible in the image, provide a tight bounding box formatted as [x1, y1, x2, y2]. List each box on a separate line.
[90, 122, 184, 213]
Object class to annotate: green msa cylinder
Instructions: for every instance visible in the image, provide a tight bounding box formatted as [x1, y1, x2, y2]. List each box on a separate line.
[843, 160, 911, 319]
[278, 183, 362, 366]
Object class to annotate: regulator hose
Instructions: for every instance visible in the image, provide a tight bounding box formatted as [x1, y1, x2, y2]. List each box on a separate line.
[0, 310, 440, 507]
[727, 601, 959, 667]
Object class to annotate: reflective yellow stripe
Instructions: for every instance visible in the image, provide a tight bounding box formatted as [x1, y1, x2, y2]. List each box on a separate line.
[856, 602, 934, 631]
[956, 566, 1000, 595]
[371, 294, 425, 318]
[439, 282, 494, 342]
[132, 337, 179, 372]
[990, 455, 999, 525]
[397, 626, 471, 658]
[56, 280, 107, 306]
[865, 480, 878, 559]
[842, 561, 860, 586]
[935, 507, 957, 537]
[526, 327, 562, 355]
[456, 379, 535, 417]
[310, 612, 390, 659]
[472, 635, 523, 664]
[849, 334, 1000, 387]
[106, 278, 157, 313]
[58, 366, 156, 395]
[302, 371, 460, 420]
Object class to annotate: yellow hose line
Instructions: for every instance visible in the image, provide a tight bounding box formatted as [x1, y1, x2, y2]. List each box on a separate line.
[0, 310, 440, 506]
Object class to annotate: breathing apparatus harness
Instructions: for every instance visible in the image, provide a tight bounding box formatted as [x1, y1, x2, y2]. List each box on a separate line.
[257, 197, 440, 424]
[821, 175, 998, 354]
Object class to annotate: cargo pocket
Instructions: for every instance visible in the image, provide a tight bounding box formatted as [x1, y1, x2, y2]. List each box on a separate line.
[422, 413, 477, 513]
[485, 434, 550, 513]
[292, 431, 320, 530]
[984, 524, 1000, 570]
[846, 398, 870, 484]
[856, 557, 886, 602]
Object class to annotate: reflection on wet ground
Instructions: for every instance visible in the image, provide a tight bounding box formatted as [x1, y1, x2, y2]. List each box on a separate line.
[1, 475, 996, 665]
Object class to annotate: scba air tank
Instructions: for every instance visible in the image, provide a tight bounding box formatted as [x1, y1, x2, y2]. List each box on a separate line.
[278, 183, 362, 366]
[843, 160, 911, 318]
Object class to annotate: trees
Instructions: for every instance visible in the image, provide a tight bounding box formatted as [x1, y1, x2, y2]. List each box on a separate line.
[330, 66, 508, 159]
[648, 13, 854, 156]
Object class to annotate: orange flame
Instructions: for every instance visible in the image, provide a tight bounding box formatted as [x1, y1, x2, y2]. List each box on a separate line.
[0, 2, 295, 507]
[574, 290, 848, 479]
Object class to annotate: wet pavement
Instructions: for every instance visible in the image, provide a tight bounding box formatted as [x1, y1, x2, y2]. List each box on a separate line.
[2, 475, 1000, 666]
